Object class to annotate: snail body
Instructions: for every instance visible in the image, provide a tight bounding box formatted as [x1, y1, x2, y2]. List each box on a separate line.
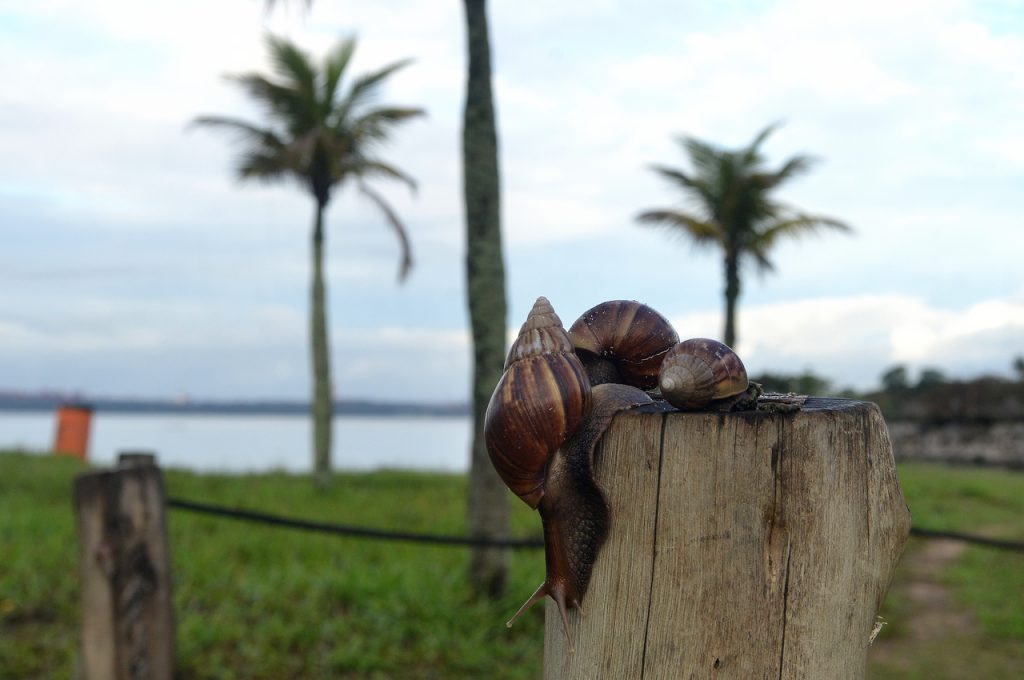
[568, 300, 679, 390]
[506, 383, 653, 646]
[484, 297, 591, 508]
[658, 338, 748, 410]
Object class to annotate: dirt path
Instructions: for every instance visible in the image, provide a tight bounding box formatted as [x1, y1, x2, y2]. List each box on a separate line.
[868, 538, 976, 669]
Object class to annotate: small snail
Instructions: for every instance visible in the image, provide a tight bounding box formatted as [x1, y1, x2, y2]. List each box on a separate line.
[568, 300, 679, 390]
[484, 297, 651, 647]
[484, 297, 592, 508]
[658, 338, 749, 410]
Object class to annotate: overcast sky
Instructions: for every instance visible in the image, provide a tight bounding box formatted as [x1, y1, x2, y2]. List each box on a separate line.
[1, 0, 1022, 402]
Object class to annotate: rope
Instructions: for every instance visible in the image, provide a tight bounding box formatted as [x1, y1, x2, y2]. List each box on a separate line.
[166, 497, 544, 549]
[909, 526, 1024, 552]
[166, 497, 1024, 553]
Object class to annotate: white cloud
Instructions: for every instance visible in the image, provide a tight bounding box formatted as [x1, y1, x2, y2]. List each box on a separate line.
[890, 297, 1024, 365]
[670, 293, 1024, 389]
[3, 284, 1022, 399]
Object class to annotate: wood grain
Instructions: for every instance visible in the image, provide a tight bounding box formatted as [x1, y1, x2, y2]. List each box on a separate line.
[543, 399, 910, 679]
[75, 460, 175, 680]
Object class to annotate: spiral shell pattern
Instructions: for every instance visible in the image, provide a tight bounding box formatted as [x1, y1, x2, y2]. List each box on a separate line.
[658, 338, 748, 410]
[484, 297, 592, 508]
[568, 300, 679, 390]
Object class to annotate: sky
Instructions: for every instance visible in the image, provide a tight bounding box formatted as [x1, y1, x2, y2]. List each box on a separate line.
[1, 0, 1022, 403]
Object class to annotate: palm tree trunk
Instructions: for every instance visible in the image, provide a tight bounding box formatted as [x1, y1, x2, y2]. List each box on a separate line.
[462, 0, 510, 599]
[723, 249, 740, 348]
[310, 200, 333, 486]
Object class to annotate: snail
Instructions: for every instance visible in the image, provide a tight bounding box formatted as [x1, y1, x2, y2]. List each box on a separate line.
[506, 382, 652, 646]
[484, 297, 592, 508]
[484, 297, 652, 647]
[658, 338, 749, 410]
[568, 300, 679, 390]
[486, 301, 752, 647]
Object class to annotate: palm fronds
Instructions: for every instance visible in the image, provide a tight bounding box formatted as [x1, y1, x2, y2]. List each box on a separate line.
[637, 124, 851, 344]
[192, 33, 424, 274]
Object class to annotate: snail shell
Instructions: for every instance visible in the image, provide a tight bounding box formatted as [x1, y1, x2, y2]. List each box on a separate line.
[568, 300, 679, 390]
[484, 297, 592, 508]
[658, 338, 748, 410]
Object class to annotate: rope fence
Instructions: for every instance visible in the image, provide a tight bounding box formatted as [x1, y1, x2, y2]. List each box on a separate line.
[907, 526, 1024, 552]
[166, 497, 544, 549]
[165, 496, 1024, 553]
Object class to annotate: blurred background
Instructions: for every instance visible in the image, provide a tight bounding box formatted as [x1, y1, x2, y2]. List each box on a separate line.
[1, 0, 1022, 678]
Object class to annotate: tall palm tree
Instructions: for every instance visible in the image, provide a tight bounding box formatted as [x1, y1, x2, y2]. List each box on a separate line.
[194, 34, 424, 484]
[263, 1, 511, 595]
[637, 124, 850, 347]
[462, 0, 510, 599]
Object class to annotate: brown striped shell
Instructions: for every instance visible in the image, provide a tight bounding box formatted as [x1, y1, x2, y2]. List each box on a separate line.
[568, 300, 679, 390]
[658, 338, 748, 410]
[484, 297, 593, 508]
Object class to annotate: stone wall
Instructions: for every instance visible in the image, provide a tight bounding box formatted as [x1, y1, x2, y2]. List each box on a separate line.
[886, 420, 1024, 468]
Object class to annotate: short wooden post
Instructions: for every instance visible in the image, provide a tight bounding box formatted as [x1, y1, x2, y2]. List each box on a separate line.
[74, 457, 175, 680]
[118, 451, 157, 467]
[543, 398, 911, 679]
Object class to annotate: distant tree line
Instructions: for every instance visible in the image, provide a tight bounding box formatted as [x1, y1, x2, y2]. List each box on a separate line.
[751, 370, 840, 397]
[750, 360, 1024, 424]
[754, 355, 1024, 402]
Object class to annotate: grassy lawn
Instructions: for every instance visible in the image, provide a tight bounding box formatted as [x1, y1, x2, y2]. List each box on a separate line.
[0, 452, 546, 679]
[2, 453, 1023, 679]
[867, 463, 1024, 679]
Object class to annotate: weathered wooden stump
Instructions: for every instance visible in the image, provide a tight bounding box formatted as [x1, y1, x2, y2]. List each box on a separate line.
[74, 455, 175, 680]
[543, 398, 911, 679]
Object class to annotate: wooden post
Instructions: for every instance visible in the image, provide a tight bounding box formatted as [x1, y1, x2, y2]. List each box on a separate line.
[74, 457, 175, 680]
[543, 398, 911, 679]
[118, 451, 157, 467]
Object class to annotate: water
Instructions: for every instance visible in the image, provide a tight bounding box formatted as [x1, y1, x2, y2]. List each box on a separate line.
[0, 411, 472, 474]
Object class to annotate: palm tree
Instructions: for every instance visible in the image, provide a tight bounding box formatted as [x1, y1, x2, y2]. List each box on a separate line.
[637, 124, 850, 348]
[194, 34, 424, 484]
[262, 1, 511, 596]
[461, 0, 511, 599]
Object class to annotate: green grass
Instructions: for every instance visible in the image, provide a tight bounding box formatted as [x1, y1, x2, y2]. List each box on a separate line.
[2, 453, 1023, 679]
[894, 463, 1024, 639]
[868, 463, 1024, 679]
[898, 462, 1024, 535]
[0, 453, 546, 679]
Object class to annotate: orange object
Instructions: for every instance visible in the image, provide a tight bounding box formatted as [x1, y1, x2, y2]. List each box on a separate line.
[54, 404, 93, 460]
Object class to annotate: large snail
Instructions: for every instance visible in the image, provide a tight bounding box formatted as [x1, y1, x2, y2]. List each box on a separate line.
[485, 298, 751, 648]
[484, 297, 652, 645]
[568, 300, 679, 389]
[484, 297, 592, 508]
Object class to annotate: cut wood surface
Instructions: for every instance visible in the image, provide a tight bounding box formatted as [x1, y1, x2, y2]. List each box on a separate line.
[543, 398, 911, 679]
